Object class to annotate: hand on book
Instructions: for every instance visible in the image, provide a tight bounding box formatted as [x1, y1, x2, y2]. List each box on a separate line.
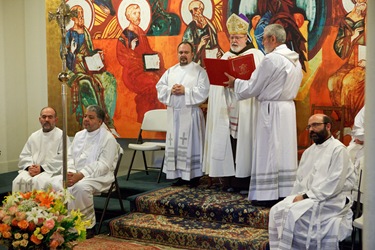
[224, 72, 235, 88]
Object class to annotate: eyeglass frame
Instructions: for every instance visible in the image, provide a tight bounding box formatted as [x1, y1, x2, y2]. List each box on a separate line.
[305, 122, 327, 130]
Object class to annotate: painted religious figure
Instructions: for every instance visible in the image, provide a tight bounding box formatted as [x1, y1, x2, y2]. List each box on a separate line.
[147, 0, 181, 36]
[181, 0, 223, 67]
[64, 4, 119, 136]
[328, 0, 366, 127]
[116, 1, 166, 123]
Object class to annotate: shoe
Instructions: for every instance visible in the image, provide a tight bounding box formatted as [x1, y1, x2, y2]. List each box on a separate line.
[171, 178, 188, 186]
[86, 227, 96, 239]
[239, 190, 248, 195]
[251, 200, 279, 208]
[189, 177, 201, 188]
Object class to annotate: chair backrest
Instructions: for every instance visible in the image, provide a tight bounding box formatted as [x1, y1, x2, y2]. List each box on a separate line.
[354, 169, 364, 219]
[114, 145, 124, 178]
[311, 104, 345, 142]
[141, 109, 167, 132]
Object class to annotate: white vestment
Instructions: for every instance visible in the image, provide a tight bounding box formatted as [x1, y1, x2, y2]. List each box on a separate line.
[156, 61, 209, 180]
[234, 44, 303, 200]
[203, 48, 264, 178]
[347, 106, 365, 172]
[12, 127, 66, 192]
[268, 136, 356, 250]
[51, 125, 118, 228]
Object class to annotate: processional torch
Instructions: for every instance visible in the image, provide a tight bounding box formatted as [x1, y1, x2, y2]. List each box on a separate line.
[48, 0, 77, 189]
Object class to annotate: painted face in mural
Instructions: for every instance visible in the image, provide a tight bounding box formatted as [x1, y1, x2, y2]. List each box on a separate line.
[178, 43, 194, 66]
[125, 4, 141, 26]
[72, 6, 84, 29]
[229, 35, 247, 53]
[189, 1, 206, 28]
[83, 110, 103, 132]
[307, 116, 330, 145]
[39, 107, 57, 133]
[355, 0, 367, 16]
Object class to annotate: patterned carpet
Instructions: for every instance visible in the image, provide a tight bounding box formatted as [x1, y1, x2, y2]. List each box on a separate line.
[109, 186, 270, 249]
[74, 234, 182, 250]
[135, 186, 270, 229]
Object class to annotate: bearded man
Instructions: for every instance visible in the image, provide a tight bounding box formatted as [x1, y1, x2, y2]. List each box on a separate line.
[268, 114, 356, 249]
[203, 13, 264, 193]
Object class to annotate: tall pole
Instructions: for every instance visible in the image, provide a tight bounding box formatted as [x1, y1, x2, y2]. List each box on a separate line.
[48, 0, 76, 189]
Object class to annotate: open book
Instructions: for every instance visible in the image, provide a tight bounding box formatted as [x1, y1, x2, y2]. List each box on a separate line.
[204, 54, 256, 86]
[84, 53, 104, 71]
[143, 54, 161, 70]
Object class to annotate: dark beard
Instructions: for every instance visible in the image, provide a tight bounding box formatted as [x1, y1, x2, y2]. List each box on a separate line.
[310, 129, 329, 145]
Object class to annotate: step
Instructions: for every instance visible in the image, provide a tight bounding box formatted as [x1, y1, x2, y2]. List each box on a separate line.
[110, 212, 269, 250]
[133, 186, 270, 229]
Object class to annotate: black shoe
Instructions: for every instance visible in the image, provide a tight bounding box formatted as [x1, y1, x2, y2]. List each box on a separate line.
[171, 178, 188, 186]
[189, 177, 201, 188]
[251, 200, 279, 208]
[86, 228, 96, 239]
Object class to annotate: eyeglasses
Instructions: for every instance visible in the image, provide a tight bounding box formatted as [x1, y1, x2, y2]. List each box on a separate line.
[305, 122, 327, 130]
[229, 35, 246, 41]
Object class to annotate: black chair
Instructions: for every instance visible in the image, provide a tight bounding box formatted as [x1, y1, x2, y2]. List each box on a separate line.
[352, 169, 364, 249]
[96, 145, 125, 234]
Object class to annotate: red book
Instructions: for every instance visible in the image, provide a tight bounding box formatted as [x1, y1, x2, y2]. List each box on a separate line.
[204, 54, 256, 86]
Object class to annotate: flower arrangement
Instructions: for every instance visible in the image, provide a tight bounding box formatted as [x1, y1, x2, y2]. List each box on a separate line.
[0, 189, 90, 249]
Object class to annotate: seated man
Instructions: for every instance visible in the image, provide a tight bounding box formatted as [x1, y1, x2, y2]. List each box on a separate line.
[51, 105, 118, 238]
[12, 107, 66, 192]
[268, 114, 356, 249]
[347, 106, 365, 172]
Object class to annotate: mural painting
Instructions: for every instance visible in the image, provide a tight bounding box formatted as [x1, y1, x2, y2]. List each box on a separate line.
[46, 0, 366, 147]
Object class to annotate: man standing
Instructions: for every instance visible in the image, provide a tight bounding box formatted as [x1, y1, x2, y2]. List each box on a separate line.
[51, 105, 118, 238]
[13, 107, 65, 192]
[225, 24, 303, 205]
[203, 13, 264, 192]
[156, 41, 209, 186]
[268, 114, 356, 249]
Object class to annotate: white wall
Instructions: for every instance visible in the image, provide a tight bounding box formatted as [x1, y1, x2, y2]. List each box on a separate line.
[0, 0, 48, 173]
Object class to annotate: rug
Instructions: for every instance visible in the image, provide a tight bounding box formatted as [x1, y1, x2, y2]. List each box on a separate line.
[134, 186, 270, 229]
[73, 234, 181, 250]
[110, 212, 269, 250]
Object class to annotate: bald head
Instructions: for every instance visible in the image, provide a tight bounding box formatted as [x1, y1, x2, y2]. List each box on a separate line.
[307, 114, 332, 144]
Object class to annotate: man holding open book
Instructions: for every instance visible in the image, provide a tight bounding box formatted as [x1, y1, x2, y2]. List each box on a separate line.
[203, 13, 264, 193]
[225, 24, 303, 207]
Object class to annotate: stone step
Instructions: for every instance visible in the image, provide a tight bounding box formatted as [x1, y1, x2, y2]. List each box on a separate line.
[110, 212, 269, 250]
[132, 186, 270, 230]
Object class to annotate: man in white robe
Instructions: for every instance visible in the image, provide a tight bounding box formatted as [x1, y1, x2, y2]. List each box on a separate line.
[225, 24, 303, 205]
[268, 114, 356, 249]
[12, 107, 66, 192]
[347, 106, 365, 172]
[51, 105, 118, 238]
[156, 41, 209, 186]
[203, 13, 264, 192]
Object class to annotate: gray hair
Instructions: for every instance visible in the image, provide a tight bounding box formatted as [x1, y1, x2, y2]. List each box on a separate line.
[264, 24, 286, 44]
[86, 105, 105, 121]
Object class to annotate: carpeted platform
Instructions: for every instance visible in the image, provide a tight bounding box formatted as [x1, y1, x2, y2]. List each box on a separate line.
[73, 234, 181, 250]
[109, 185, 270, 249]
[134, 186, 270, 229]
